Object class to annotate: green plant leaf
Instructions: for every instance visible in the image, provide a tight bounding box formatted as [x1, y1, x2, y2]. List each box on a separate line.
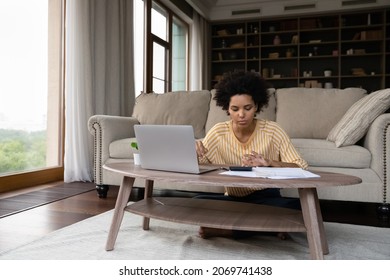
[130, 142, 138, 150]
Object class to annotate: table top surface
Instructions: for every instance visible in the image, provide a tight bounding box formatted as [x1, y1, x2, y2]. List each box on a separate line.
[103, 162, 362, 189]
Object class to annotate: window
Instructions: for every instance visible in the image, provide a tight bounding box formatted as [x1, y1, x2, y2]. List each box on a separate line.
[152, 2, 168, 41]
[0, 0, 64, 192]
[135, 0, 189, 94]
[172, 16, 188, 91]
[152, 41, 168, 92]
[151, 1, 188, 93]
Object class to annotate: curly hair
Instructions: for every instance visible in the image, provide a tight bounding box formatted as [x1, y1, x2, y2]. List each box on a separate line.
[214, 71, 270, 113]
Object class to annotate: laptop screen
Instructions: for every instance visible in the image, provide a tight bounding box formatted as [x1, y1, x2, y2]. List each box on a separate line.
[134, 124, 202, 174]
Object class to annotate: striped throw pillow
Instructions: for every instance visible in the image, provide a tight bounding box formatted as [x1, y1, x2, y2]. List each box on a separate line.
[327, 89, 390, 147]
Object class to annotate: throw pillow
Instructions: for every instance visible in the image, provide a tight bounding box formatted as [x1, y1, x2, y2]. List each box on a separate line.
[327, 88, 390, 147]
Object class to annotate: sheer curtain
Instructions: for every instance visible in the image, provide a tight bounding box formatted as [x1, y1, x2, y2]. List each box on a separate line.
[189, 10, 210, 90]
[64, 0, 135, 182]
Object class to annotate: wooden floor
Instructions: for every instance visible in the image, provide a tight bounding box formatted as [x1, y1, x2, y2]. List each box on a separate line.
[0, 182, 95, 218]
[0, 181, 388, 253]
[0, 182, 119, 252]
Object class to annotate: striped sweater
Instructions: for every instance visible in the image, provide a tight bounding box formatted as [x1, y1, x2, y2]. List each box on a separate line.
[199, 119, 308, 197]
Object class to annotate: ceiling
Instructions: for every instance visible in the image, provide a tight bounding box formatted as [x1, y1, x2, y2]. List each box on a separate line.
[185, 0, 387, 21]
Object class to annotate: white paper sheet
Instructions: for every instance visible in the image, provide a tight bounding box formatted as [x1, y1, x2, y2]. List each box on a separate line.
[221, 167, 320, 179]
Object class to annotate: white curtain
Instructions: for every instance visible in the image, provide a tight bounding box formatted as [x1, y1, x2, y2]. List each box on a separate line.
[189, 10, 210, 90]
[64, 0, 135, 182]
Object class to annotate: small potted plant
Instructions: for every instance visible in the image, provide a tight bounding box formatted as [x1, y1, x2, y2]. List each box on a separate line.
[131, 142, 141, 165]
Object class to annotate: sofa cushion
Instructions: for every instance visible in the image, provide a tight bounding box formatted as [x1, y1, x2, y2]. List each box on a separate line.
[109, 138, 134, 159]
[205, 88, 277, 133]
[132, 91, 211, 139]
[276, 88, 367, 139]
[292, 138, 371, 168]
[327, 88, 390, 147]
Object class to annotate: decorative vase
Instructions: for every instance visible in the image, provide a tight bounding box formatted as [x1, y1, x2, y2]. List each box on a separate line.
[273, 35, 280, 45]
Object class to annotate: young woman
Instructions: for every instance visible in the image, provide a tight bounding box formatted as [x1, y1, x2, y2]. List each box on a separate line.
[195, 71, 308, 239]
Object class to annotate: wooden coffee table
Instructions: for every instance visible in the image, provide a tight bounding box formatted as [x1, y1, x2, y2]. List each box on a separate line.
[103, 162, 361, 259]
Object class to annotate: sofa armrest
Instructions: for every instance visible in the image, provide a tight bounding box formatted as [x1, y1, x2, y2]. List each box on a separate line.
[88, 115, 140, 185]
[364, 113, 390, 203]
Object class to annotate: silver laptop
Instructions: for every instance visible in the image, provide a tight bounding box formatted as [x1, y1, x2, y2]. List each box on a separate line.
[134, 124, 219, 174]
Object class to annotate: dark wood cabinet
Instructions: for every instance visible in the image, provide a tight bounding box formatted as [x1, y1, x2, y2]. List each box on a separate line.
[210, 8, 390, 92]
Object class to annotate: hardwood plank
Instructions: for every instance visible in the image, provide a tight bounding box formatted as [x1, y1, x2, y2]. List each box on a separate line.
[0, 182, 95, 218]
[0, 183, 118, 252]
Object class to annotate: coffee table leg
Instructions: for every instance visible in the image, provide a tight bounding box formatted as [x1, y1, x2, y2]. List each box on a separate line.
[298, 188, 329, 259]
[105, 176, 135, 251]
[142, 179, 154, 230]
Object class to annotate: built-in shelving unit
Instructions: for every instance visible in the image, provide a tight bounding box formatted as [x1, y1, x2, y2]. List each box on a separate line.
[210, 8, 389, 92]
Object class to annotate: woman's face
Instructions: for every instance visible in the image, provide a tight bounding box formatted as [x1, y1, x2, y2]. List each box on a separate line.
[228, 94, 257, 128]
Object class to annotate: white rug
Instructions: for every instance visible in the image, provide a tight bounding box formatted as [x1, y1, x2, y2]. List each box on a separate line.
[1, 208, 389, 260]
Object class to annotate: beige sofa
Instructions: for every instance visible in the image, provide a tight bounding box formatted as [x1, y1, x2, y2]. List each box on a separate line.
[88, 88, 390, 211]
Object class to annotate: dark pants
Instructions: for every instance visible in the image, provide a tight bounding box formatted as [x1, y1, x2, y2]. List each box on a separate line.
[195, 188, 301, 239]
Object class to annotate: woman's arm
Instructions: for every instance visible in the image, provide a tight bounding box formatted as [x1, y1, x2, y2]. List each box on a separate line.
[242, 151, 300, 168]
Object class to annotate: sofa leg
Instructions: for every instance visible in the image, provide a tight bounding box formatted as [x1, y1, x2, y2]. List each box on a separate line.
[377, 203, 390, 227]
[96, 184, 109, 198]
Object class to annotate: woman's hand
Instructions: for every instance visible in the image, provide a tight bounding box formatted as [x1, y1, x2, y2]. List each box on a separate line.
[195, 140, 208, 158]
[242, 151, 271, 167]
[242, 151, 299, 168]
